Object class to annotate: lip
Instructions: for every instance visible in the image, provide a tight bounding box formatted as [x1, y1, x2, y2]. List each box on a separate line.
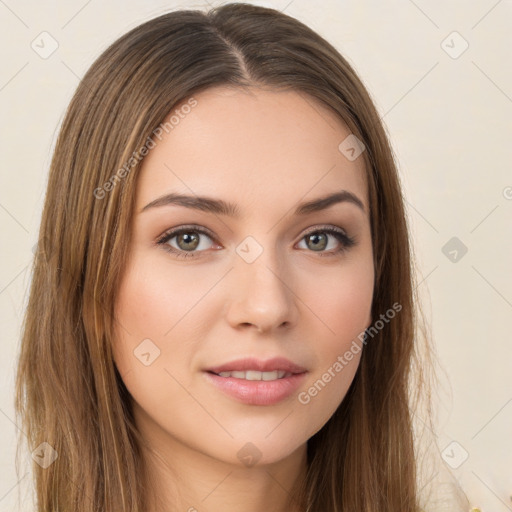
[203, 357, 308, 406]
[205, 357, 307, 374]
[203, 371, 307, 405]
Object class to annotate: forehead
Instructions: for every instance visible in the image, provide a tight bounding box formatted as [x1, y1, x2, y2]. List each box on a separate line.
[136, 86, 368, 214]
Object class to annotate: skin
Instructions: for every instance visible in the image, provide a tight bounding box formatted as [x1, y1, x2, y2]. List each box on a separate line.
[112, 86, 374, 512]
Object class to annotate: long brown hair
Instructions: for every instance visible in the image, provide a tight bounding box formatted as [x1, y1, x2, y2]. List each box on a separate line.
[15, 3, 451, 511]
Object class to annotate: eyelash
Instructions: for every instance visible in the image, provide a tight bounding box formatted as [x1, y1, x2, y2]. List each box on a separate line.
[156, 224, 356, 259]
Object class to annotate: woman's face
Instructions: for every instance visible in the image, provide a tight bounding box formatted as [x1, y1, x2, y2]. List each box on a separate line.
[112, 86, 374, 468]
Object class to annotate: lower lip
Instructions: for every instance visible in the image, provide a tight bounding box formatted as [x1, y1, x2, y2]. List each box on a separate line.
[203, 371, 307, 405]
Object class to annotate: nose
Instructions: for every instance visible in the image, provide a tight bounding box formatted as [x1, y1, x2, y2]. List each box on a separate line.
[225, 247, 299, 334]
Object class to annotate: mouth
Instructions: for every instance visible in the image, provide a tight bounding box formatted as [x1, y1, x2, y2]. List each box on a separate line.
[203, 357, 307, 405]
[212, 370, 294, 380]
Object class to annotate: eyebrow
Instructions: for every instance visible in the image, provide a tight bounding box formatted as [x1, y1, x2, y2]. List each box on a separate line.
[140, 190, 366, 217]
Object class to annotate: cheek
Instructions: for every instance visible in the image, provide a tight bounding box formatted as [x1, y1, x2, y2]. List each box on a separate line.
[304, 256, 374, 343]
[114, 255, 217, 340]
[294, 256, 373, 419]
[111, 256, 213, 425]
[112, 255, 201, 375]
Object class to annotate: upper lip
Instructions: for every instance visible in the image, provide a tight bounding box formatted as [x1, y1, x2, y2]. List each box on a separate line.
[205, 357, 307, 375]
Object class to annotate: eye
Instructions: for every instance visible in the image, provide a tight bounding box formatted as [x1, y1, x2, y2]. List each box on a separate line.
[156, 225, 219, 259]
[156, 224, 356, 260]
[296, 226, 356, 256]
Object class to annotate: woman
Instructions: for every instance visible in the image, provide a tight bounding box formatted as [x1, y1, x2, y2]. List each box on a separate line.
[15, 3, 459, 511]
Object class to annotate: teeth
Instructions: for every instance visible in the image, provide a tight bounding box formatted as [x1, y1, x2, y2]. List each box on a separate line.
[217, 370, 290, 380]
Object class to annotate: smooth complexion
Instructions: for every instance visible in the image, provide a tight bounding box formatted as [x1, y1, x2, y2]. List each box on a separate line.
[112, 86, 375, 512]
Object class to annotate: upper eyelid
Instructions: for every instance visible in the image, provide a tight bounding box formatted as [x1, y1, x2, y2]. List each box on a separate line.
[157, 224, 350, 246]
[156, 224, 214, 243]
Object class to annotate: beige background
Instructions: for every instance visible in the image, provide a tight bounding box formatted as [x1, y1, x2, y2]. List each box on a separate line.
[1, 0, 511, 510]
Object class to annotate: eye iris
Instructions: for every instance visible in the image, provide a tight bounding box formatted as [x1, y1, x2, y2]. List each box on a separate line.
[177, 232, 200, 251]
[307, 233, 327, 251]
